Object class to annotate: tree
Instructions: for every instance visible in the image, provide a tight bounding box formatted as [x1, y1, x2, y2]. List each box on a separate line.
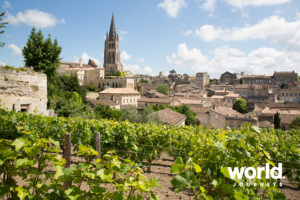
[23, 27, 61, 78]
[174, 104, 196, 126]
[169, 69, 176, 74]
[0, 11, 8, 47]
[233, 98, 248, 114]
[121, 106, 142, 123]
[156, 84, 169, 95]
[289, 116, 300, 130]
[94, 104, 122, 120]
[139, 79, 148, 83]
[274, 112, 281, 129]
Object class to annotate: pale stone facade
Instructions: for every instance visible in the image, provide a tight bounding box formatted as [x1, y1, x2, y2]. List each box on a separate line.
[209, 106, 257, 129]
[58, 60, 105, 87]
[194, 72, 210, 89]
[278, 83, 300, 103]
[99, 88, 140, 107]
[0, 67, 48, 115]
[98, 77, 134, 89]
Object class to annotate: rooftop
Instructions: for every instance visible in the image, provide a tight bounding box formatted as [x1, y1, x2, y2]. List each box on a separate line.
[150, 108, 186, 125]
[99, 88, 140, 94]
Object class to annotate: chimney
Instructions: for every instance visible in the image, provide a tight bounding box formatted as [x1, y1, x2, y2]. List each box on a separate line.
[80, 58, 83, 67]
[241, 72, 244, 76]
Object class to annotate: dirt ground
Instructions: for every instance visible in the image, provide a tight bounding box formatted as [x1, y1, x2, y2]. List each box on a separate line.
[145, 153, 300, 200]
[2, 152, 299, 200]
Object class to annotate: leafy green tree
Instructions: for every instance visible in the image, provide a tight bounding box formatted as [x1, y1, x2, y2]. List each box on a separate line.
[174, 104, 196, 126]
[289, 116, 300, 130]
[0, 11, 8, 47]
[274, 112, 281, 129]
[23, 27, 61, 78]
[139, 79, 148, 83]
[169, 69, 176, 74]
[94, 103, 122, 121]
[233, 98, 248, 114]
[56, 92, 91, 118]
[156, 84, 169, 95]
[121, 106, 142, 123]
[47, 74, 89, 117]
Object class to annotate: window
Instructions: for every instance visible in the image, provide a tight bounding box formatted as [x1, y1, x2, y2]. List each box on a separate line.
[12, 104, 15, 111]
[20, 104, 30, 112]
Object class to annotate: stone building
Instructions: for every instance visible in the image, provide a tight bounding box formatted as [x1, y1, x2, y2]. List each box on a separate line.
[273, 71, 298, 86]
[58, 59, 105, 87]
[219, 71, 241, 85]
[103, 14, 123, 75]
[257, 107, 300, 130]
[99, 88, 140, 107]
[231, 84, 278, 103]
[194, 72, 210, 89]
[0, 67, 48, 115]
[209, 106, 257, 129]
[278, 82, 300, 103]
[98, 76, 135, 89]
[241, 75, 273, 84]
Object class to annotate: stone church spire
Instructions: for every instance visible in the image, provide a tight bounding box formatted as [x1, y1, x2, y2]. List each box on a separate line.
[109, 13, 117, 40]
[104, 14, 123, 75]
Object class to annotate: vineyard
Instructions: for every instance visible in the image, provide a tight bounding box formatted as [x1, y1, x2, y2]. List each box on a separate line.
[0, 109, 299, 199]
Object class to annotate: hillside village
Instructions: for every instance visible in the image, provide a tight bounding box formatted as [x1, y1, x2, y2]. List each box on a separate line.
[1, 15, 300, 130]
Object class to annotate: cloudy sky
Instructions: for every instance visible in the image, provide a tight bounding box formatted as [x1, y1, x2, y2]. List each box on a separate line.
[0, 0, 300, 78]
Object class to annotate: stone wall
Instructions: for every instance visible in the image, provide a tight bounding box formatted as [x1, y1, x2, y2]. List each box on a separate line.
[0, 67, 48, 115]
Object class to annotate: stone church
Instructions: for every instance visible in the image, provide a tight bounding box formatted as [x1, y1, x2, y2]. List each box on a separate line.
[104, 14, 123, 75]
[58, 14, 134, 89]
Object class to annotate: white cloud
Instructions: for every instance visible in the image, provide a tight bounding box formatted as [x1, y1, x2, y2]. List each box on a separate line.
[6, 9, 65, 28]
[189, 16, 300, 51]
[202, 0, 217, 12]
[74, 52, 100, 67]
[119, 30, 128, 35]
[137, 58, 145, 63]
[158, 0, 187, 18]
[167, 43, 299, 78]
[8, 44, 22, 56]
[121, 51, 132, 61]
[224, 0, 291, 8]
[195, 24, 224, 41]
[0, 60, 6, 66]
[3, 1, 11, 9]
[124, 64, 153, 75]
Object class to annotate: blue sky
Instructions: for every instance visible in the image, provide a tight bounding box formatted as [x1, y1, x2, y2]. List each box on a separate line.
[0, 0, 300, 78]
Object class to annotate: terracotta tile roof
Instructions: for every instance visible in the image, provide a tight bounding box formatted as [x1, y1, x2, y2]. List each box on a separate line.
[99, 88, 140, 94]
[259, 120, 274, 128]
[261, 107, 300, 115]
[191, 107, 210, 113]
[138, 98, 170, 103]
[89, 99, 118, 106]
[146, 90, 167, 98]
[178, 98, 203, 105]
[274, 71, 296, 75]
[256, 103, 300, 110]
[88, 59, 98, 67]
[211, 106, 254, 119]
[150, 108, 186, 125]
[281, 114, 299, 125]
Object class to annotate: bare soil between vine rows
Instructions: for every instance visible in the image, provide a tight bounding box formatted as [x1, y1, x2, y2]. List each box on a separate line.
[144, 153, 300, 200]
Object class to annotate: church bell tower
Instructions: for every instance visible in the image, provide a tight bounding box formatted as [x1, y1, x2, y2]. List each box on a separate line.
[104, 14, 123, 75]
